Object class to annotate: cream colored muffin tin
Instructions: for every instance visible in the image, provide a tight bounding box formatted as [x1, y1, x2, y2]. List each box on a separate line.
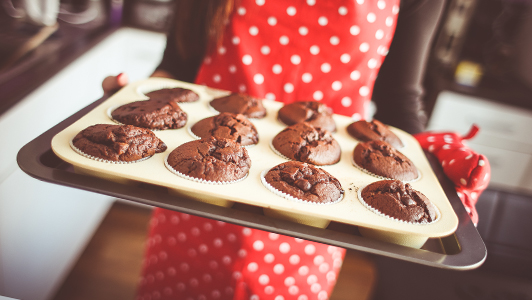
[51, 78, 459, 247]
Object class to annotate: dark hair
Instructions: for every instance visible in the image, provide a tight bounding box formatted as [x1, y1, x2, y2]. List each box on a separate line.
[172, 0, 237, 60]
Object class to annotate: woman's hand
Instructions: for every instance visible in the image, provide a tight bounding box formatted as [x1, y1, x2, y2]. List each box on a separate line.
[102, 73, 129, 95]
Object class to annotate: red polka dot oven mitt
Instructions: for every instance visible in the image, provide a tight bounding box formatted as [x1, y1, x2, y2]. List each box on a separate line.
[414, 125, 491, 225]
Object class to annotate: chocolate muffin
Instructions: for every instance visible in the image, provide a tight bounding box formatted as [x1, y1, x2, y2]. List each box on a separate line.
[347, 119, 404, 148]
[264, 161, 344, 204]
[209, 93, 267, 119]
[72, 124, 167, 162]
[167, 137, 251, 182]
[353, 140, 418, 181]
[360, 180, 437, 223]
[191, 113, 259, 146]
[145, 87, 199, 103]
[277, 101, 336, 132]
[111, 99, 187, 130]
[272, 122, 341, 165]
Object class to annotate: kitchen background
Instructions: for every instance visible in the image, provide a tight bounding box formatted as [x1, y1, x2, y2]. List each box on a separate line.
[1, 0, 531, 299]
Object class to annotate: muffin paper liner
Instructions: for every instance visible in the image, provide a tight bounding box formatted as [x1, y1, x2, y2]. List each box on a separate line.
[351, 155, 421, 183]
[186, 123, 257, 148]
[164, 154, 248, 185]
[136, 83, 199, 105]
[260, 169, 344, 205]
[357, 183, 441, 226]
[70, 139, 152, 164]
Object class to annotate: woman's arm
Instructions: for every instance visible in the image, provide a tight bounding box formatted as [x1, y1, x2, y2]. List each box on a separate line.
[372, 0, 445, 134]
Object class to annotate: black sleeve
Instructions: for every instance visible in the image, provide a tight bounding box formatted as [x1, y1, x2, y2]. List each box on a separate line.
[372, 0, 445, 134]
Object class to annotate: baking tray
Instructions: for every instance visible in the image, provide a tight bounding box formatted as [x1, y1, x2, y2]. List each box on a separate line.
[17, 81, 486, 270]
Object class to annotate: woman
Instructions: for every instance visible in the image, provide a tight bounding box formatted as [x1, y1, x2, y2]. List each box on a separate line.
[103, 1, 444, 299]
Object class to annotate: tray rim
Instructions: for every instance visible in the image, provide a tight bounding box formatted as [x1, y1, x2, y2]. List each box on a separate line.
[16, 91, 487, 271]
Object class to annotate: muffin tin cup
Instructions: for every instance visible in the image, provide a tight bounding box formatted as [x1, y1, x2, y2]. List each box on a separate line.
[260, 169, 343, 228]
[186, 123, 258, 148]
[351, 156, 421, 183]
[356, 183, 442, 248]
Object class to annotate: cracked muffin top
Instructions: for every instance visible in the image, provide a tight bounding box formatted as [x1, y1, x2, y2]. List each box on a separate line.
[347, 119, 403, 148]
[277, 101, 336, 133]
[264, 161, 343, 204]
[209, 93, 267, 119]
[145, 87, 199, 103]
[111, 99, 187, 130]
[360, 180, 437, 223]
[167, 137, 251, 182]
[72, 124, 167, 162]
[191, 113, 259, 146]
[353, 140, 418, 181]
[272, 122, 341, 166]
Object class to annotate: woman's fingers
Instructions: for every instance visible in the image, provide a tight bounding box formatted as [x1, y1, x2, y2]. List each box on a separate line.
[102, 73, 129, 95]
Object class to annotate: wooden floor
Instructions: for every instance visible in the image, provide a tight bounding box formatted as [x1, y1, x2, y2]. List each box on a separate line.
[52, 201, 377, 300]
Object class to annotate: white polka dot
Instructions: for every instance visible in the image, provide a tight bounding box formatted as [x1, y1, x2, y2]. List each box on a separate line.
[289, 254, 300, 264]
[253, 240, 265, 251]
[479, 160, 485, 166]
[269, 233, 280, 240]
[238, 7, 246, 15]
[177, 232, 186, 242]
[218, 46, 226, 54]
[326, 271, 336, 281]
[213, 74, 221, 83]
[264, 93, 275, 101]
[268, 16, 277, 26]
[274, 264, 285, 274]
[248, 262, 259, 272]
[340, 53, 351, 63]
[356, 0, 364, 4]
[442, 144, 451, 149]
[199, 244, 208, 253]
[203, 274, 212, 282]
[273, 64, 282, 74]
[321, 63, 331, 73]
[279, 242, 291, 253]
[318, 291, 328, 300]
[350, 25, 360, 35]
[359, 86, 370, 96]
[298, 266, 309, 276]
[264, 253, 275, 263]
[307, 274, 318, 284]
[291, 55, 301, 65]
[359, 42, 370, 52]
[238, 249, 247, 257]
[265, 286, 275, 295]
[294, 238, 304, 243]
[180, 262, 190, 272]
[261, 45, 271, 55]
[302, 73, 312, 83]
[307, 0, 315, 5]
[254, 73, 264, 84]
[284, 83, 294, 93]
[298, 296, 309, 300]
[460, 178, 467, 186]
[222, 256, 232, 264]
[177, 282, 186, 291]
[341, 97, 352, 107]
[232, 36, 240, 45]
[275, 296, 285, 300]
[319, 263, 330, 273]
[212, 290, 221, 299]
[465, 206, 471, 213]
[227, 233, 236, 242]
[368, 58, 378, 69]
[280, 36, 289, 45]
[256, 0, 265, 5]
[233, 271, 242, 280]
[367, 12, 376, 23]
[289, 285, 299, 295]
[465, 154, 473, 160]
[299, 26, 309, 36]
[310, 45, 320, 55]
[305, 244, 316, 255]
[285, 276, 295, 286]
[229, 65, 237, 73]
[332, 81, 342, 91]
[242, 228, 252, 236]
[314, 255, 325, 265]
[338, 6, 347, 15]
[249, 26, 259, 36]
[209, 260, 218, 269]
[350, 70, 361, 80]
[428, 145, 435, 152]
[386, 16, 394, 27]
[377, 0, 386, 9]
[311, 283, 321, 293]
[449, 159, 455, 165]
[318, 16, 328, 26]
[259, 274, 270, 285]
[393, 5, 399, 14]
[242, 55, 253, 65]
[212, 238, 223, 248]
[375, 29, 384, 40]
[377, 45, 388, 55]
[330, 36, 340, 45]
[191, 227, 200, 236]
[287, 6, 296, 16]
[313, 91, 323, 101]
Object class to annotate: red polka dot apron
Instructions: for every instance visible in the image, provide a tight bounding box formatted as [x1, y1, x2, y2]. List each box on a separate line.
[137, 1, 399, 299]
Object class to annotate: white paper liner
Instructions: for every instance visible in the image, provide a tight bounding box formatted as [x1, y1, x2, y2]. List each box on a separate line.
[164, 154, 248, 185]
[260, 169, 344, 205]
[351, 155, 421, 183]
[186, 122, 258, 148]
[357, 183, 441, 226]
[106, 104, 188, 131]
[70, 139, 152, 164]
[136, 83, 200, 105]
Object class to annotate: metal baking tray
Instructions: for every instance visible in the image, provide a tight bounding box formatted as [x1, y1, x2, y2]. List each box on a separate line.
[17, 87, 486, 270]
